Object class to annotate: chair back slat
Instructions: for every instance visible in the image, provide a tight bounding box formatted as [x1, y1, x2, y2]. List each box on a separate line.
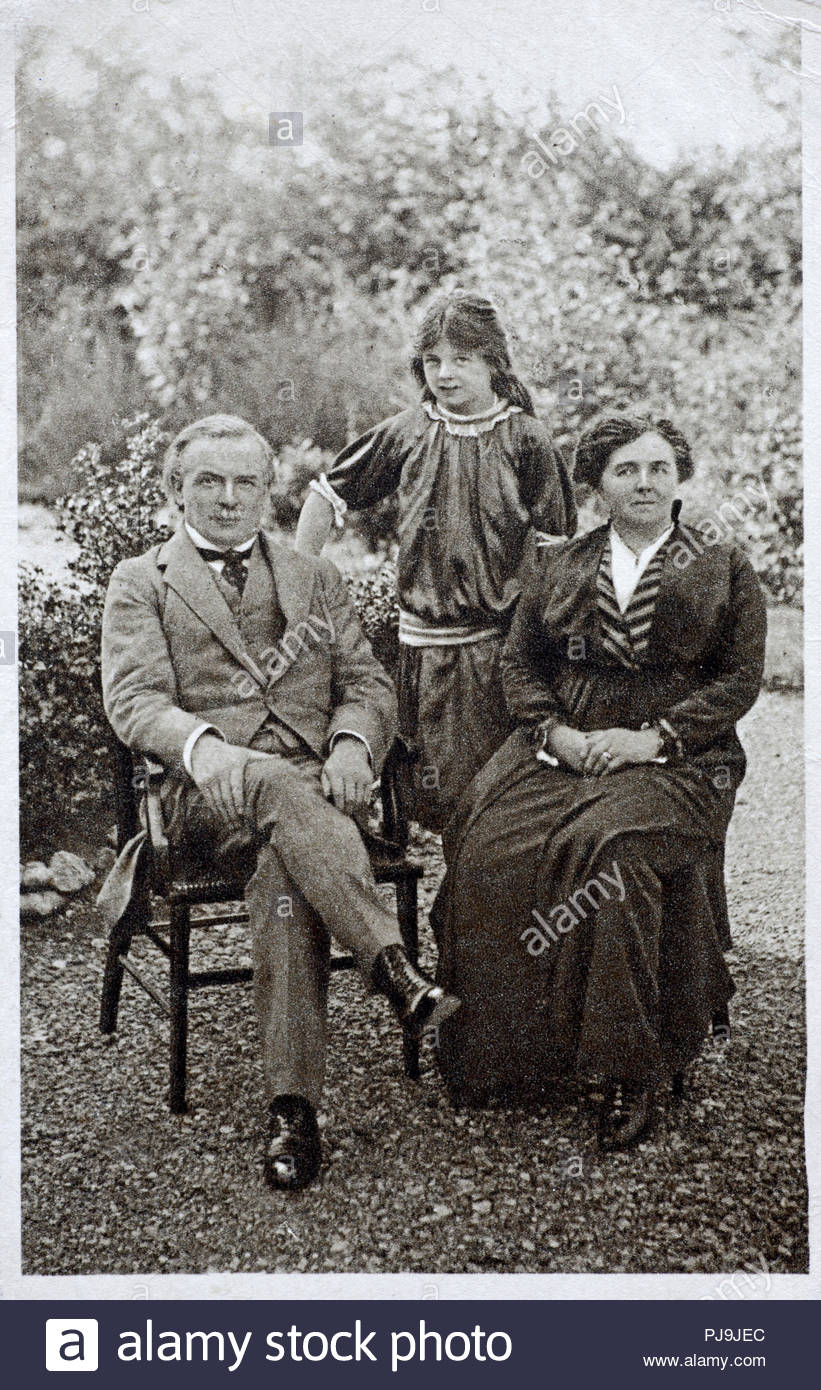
[380, 738, 411, 848]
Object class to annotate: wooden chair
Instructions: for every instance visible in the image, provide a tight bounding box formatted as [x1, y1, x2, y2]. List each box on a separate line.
[99, 736, 423, 1112]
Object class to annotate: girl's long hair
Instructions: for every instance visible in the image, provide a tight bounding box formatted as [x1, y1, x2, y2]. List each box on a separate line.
[410, 292, 535, 415]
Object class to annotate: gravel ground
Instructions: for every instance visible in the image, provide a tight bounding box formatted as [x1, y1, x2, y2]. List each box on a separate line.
[20, 692, 807, 1275]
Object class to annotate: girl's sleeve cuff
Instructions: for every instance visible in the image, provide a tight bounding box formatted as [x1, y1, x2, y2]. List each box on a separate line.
[654, 718, 684, 761]
[309, 473, 348, 529]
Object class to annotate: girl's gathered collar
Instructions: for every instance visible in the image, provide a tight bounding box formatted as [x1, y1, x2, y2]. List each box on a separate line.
[422, 395, 523, 437]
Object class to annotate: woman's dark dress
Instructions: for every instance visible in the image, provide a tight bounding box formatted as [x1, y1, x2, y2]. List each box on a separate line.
[320, 399, 576, 830]
[432, 521, 767, 1102]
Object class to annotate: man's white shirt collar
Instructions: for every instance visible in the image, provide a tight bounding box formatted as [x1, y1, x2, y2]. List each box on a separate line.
[609, 524, 673, 613]
[184, 521, 258, 555]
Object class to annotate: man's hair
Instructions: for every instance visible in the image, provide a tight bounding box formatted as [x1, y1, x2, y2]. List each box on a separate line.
[573, 413, 694, 489]
[162, 415, 275, 499]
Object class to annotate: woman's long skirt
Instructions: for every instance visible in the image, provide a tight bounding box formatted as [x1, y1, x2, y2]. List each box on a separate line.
[431, 728, 736, 1103]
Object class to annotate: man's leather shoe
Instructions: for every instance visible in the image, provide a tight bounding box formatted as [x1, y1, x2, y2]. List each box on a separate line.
[263, 1095, 321, 1191]
[597, 1079, 655, 1152]
[372, 944, 460, 1039]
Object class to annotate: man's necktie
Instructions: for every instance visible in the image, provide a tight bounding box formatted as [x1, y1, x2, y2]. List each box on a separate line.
[197, 546, 250, 596]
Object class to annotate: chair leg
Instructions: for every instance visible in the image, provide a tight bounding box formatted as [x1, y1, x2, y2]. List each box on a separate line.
[169, 903, 191, 1114]
[396, 878, 419, 963]
[396, 878, 421, 1081]
[100, 900, 144, 1034]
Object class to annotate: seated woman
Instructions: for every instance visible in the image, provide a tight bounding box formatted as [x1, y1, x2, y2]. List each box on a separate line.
[432, 413, 767, 1150]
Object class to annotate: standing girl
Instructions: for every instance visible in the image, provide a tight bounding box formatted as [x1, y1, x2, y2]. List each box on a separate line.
[295, 291, 576, 832]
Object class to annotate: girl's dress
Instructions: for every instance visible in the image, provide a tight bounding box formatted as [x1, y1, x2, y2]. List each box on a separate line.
[313, 396, 576, 830]
[430, 519, 767, 1102]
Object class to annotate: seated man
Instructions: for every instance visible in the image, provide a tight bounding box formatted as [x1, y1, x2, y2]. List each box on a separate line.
[98, 413, 458, 1190]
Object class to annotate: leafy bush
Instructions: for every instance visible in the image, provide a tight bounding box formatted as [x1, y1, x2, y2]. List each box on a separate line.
[19, 566, 109, 847]
[19, 416, 172, 847]
[723, 410, 802, 606]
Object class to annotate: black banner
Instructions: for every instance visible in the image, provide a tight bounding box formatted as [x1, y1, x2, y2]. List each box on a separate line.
[6, 1299, 815, 1387]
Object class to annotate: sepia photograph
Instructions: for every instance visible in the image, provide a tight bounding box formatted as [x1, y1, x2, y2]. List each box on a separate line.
[8, 0, 811, 1291]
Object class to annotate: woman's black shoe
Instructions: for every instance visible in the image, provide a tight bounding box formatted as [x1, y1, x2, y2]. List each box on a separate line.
[263, 1095, 321, 1191]
[372, 944, 461, 1039]
[597, 1080, 655, 1152]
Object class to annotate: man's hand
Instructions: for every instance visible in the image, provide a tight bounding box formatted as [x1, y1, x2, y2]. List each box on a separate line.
[321, 736, 373, 814]
[189, 735, 253, 827]
[582, 726, 663, 776]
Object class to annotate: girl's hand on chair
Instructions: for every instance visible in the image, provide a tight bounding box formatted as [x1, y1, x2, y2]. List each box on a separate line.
[583, 727, 663, 776]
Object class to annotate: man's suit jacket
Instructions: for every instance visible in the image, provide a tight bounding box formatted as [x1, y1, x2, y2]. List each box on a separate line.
[97, 527, 397, 924]
[101, 526, 397, 776]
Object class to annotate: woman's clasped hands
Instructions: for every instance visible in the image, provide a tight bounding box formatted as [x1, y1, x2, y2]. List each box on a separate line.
[547, 723, 663, 776]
